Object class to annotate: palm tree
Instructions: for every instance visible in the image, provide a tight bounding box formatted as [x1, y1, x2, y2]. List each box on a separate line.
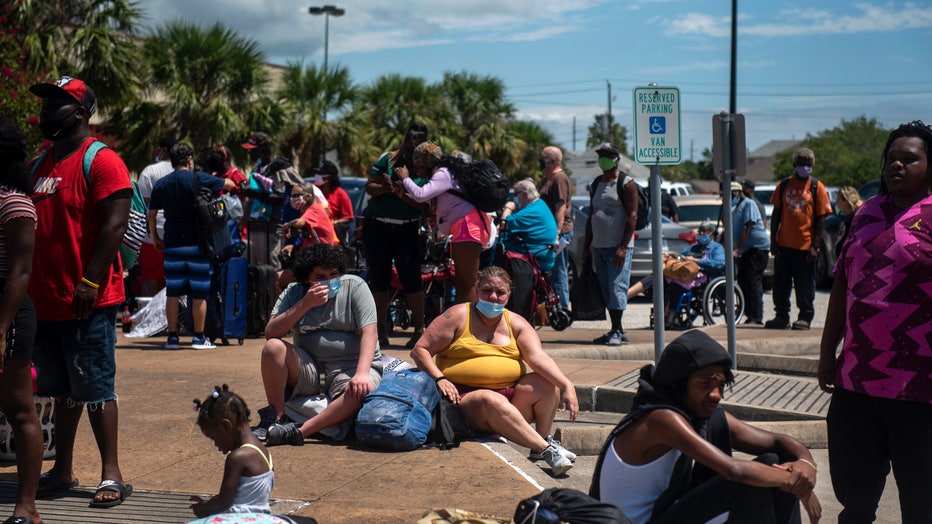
[341, 74, 451, 175]
[106, 20, 281, 172]
[508, 120, 558, 182]
[14, 0, 143, 112]
[438, 71, 515, 157]
[277, 62, 358, 171]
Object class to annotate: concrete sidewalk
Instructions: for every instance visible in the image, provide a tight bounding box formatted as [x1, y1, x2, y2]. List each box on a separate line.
[0, 325, 902, 523]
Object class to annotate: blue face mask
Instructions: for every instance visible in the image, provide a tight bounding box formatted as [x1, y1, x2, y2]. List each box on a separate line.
[315, 277, 341, 298]
[475, 299, 505, 318]
[795, 165, 812, 179]
[697, 234, 711, 245]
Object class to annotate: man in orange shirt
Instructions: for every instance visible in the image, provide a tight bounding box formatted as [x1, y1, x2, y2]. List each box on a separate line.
[765, 148, 833, 330]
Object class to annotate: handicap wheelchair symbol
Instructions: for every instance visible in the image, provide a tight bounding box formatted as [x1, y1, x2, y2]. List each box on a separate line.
[650, 116, 666, 135]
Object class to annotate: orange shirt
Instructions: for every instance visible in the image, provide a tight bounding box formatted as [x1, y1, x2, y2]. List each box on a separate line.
[771, 177, 833, 250]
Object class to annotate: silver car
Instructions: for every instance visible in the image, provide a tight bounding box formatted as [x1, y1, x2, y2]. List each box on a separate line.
[566, 195, 695, 284]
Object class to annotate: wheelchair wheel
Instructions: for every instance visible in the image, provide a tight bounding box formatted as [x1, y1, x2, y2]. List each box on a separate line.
[701, 277, 744, 325]
[548, 306, 572, 331]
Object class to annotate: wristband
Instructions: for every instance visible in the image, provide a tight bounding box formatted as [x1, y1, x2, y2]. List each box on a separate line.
[434, 376, 448, 384]
[797, 458, 817, 471]
[80, 277, 100, 289]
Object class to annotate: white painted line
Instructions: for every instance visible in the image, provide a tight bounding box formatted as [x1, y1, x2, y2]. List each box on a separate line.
[480, 442, 545, 490]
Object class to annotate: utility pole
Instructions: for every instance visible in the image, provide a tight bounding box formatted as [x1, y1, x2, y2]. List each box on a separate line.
[572, 116, 577, 151]
[606, 80, 612, 138]
[730, 0, 737, 114]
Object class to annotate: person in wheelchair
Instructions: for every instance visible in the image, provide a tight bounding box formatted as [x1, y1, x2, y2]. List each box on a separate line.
[629, 220, 725, 327]
[497, 179, 558, 322]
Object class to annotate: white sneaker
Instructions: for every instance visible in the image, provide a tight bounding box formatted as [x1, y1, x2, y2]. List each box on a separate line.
[530, 435, 577, 462]
[540, 444, 573, 476]
[191, 335, 216, 349]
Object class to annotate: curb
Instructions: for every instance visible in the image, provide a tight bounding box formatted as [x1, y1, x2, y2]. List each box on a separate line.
[554, 418, 828, 456]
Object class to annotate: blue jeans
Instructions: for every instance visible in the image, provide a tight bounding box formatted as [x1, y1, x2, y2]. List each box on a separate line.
[550, 231, 572, 308]
[591, 246, 633, 311]
[33, 306, 119, 404]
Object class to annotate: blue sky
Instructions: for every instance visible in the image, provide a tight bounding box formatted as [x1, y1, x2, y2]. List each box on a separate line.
[143, 0, 932, 162]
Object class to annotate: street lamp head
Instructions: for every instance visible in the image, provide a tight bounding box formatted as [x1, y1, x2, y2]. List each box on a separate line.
[309, 5, 345, 16]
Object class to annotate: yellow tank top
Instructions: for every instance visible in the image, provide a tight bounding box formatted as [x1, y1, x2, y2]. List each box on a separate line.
[436, 306, 523, 389]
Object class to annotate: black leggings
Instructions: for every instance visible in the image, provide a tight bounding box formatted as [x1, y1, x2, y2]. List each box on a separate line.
[651, 453, 801, 524]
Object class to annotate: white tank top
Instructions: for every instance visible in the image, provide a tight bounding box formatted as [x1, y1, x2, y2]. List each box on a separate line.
[228, 443, 275, 514]
[598, 437, 681, 524]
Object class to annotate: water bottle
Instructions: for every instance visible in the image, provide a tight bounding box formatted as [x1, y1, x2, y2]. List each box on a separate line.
[122, 306, 132, 333]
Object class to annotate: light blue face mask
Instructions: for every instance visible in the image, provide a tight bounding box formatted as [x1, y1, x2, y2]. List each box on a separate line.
[697, 234, 711, 245]
[315, 277, 341, 298]
[475, 299, 505, 318]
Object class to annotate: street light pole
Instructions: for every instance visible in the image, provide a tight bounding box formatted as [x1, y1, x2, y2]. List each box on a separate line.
[308, 5, 345, 77]
[308, 5, 344, 162]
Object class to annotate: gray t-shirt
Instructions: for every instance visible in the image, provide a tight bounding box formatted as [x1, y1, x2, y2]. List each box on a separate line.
[271, 274, 380, 363]
[590, 178, 635, 249]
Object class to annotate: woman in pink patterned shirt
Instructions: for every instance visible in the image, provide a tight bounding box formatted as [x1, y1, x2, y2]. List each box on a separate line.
[818, 121, 932, 523]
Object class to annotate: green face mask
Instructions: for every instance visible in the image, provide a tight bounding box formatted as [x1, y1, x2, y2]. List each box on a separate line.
[598, 157, 617, 171]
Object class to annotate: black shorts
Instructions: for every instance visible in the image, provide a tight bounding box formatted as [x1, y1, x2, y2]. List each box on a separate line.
[3, 293, 36, 361]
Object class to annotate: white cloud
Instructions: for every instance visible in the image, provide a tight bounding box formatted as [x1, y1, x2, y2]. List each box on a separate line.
[666, 2, 932, 38]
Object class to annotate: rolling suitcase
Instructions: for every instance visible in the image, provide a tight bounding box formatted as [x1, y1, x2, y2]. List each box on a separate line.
[247, 263, 278, 337]
[206, 257, 248, 345]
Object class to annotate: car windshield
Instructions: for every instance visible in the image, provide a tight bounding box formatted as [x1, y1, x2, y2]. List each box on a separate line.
[755, 189, 775, 205]
[679, 204, 722, 224]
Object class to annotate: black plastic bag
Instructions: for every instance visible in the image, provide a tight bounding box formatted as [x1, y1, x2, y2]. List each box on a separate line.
[514, 488, 631, 524]
[570, 260, 605, 321]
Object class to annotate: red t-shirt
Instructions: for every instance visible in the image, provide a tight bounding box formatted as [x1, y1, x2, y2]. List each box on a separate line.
[324, 186, 355, 221]
[298, 202, 339, 246]
[30, 138, 132, 320]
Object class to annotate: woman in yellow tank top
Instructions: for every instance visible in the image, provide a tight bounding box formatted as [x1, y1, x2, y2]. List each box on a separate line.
[411, 267, 579, 476]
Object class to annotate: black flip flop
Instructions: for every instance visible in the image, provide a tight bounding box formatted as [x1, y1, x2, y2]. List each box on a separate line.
[88, 479, 133, 508]
[36, 473, 78, 498]
[2, 517, 35, 524]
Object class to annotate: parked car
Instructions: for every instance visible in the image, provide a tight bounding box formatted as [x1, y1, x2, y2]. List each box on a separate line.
[859, 179, 881, 200]
[632, 179, 695, 197]
[566, 195, 695, 285]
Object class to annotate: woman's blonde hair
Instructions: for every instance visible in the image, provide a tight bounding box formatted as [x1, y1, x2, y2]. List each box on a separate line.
[478, 266, 514, 290]
[837, 186, 862, 211]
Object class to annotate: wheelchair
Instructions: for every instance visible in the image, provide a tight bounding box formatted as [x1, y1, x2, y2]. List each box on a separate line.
[649, 275, 744, 330]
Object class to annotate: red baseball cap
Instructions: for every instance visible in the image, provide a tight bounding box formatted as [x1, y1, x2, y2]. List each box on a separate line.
[29, 76, 97, 116]
[241, 132, 272, 150]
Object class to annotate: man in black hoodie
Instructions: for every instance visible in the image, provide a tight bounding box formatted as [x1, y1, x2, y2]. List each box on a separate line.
[590, 330, 821, 523]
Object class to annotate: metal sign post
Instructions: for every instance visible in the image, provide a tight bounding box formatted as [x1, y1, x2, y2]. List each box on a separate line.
[712, 112, 746, 368]
[634, 84, 682, 362]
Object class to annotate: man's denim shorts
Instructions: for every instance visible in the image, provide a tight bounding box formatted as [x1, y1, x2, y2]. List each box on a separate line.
[33, 306, 118, 404]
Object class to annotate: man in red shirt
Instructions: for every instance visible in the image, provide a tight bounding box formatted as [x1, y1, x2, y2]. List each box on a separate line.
[28, 77, 134, 508]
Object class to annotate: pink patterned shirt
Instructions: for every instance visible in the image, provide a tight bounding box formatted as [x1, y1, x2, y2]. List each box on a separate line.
[833, 192, 932, 404]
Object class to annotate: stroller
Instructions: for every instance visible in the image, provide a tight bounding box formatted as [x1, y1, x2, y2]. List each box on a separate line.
[501, 237, 571, 331]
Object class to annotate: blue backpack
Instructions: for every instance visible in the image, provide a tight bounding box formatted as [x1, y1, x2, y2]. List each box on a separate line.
[355, 369, 439, 451]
